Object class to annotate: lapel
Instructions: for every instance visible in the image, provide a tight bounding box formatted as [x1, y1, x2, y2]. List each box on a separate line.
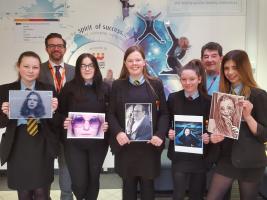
[44, 61, 55, 86]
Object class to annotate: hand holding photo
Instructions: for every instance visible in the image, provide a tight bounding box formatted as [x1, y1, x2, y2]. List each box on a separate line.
[67, 112, 105, 139]
[208, 92, 244, 140]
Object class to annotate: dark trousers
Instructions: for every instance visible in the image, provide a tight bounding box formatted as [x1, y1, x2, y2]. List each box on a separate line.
[172, 169, 206, 200]
[123, 176, 154, 200]
[64, 142, 108, 200]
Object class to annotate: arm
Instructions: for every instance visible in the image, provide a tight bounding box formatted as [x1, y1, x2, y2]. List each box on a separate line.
[153, 12, 161, 19]
[0, 85, 9, 128]
[136, 12, 145, 19]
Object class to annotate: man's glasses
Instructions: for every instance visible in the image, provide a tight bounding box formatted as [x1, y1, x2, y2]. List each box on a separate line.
[81, 63, 94, 70]
[47, 44, 65, 49]
[72, 116, 100, 127]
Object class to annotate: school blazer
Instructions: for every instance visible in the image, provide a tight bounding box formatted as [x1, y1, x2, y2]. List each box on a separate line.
[231, 88, 267, 168]
[0, 81, 60, 165]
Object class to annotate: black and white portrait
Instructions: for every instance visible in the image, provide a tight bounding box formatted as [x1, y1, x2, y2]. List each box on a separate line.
[125, 103, 152, 141]
[208, 92, 244, 139]
[9, 90, 53, 119]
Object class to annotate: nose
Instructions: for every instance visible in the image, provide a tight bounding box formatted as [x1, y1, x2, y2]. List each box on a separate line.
[83, 120, 90, 131]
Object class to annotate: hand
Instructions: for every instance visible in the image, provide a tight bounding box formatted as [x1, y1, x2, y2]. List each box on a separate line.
[51, 97, 58, 112]
[102, 122, 109, 132]
[202, 133, 210, 144]
[210, 133, 225, 144]
[116, 132, 130, 146]
[168, 129, 175, 140]
[63, 117, 72, 129]
[241, 100, 253, 120]
[149, 135, 163, 147]
[165, 21, 170, 26]
[1, 102, 9, 116]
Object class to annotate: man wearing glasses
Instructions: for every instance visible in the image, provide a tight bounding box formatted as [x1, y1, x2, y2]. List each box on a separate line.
[39, 33, 75, 200]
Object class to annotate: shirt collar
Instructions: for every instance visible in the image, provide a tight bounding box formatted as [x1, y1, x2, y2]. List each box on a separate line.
[49, 60, 64, 69]
[20, 80, 36, 90]
[231, 83, 243, 95]
[129, 75, 145, 85]
[184, 90, 199, 100]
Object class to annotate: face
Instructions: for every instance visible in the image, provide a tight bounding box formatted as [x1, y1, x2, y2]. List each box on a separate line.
[133, 105, 145, 121]
[80, 57, 95, 82]
[18, 56, 40, 84]
[46, 37, 66, 63]
[184, 128, 190, 136]
[27, 94, 39, 109]
[202, 49, 222, 75]
[180, 69, 201, 94]
[72, 115, 101, 137]
[219, 98, 235, 118]
[125, 51, 146, 79]
[223, 60, 241, 86]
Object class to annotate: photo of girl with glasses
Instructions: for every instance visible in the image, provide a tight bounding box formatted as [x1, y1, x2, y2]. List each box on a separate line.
[58, 53, 110, 200]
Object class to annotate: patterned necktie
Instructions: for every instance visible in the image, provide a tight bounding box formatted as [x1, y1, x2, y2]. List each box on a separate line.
[133, 80, 140, 86]
[55, 65, 62, 85]
[27, 118, 38, 136]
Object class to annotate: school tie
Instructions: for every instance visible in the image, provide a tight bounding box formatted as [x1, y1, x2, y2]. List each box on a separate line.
[187, 96, 193, 101]
[27, 118, 38, 136]
[55, 65, 62, 86]
[133, 80, 140, 86]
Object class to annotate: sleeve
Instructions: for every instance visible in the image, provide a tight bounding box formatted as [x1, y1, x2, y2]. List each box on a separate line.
[154, 80, 170, 140]
[167, 26, 177, 42]
[253, 89, 267, 142]
[0, 85, 9, 128]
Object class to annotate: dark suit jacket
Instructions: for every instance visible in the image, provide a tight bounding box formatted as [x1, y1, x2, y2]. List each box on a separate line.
[131, 115, 152, 141]
[39, 61, 75, 93]
[229, 88, 267, 168]
[0, 81, 60, 165]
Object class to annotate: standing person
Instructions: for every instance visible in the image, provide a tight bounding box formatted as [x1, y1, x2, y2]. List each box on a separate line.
[0, 51, 59, 200]
[58, 53, 110, 200]
[38, 33, 75, 200]
[103, 69, 115, 87]
[201, 42, 223, 96]
[207, 50, 267, 200]
[167, 59, 211, 200]
[108, 45, 169, 200]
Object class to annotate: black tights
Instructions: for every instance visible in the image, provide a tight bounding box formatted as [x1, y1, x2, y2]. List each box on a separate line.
[122, 176, 154, 200]
[207, 173, 260, 200]
[17, 187, 49, 200]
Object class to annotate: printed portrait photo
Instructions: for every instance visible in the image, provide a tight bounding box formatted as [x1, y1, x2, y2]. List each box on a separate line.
[9, 90, 52, 119]
[67, 112, 105, 139]
[125, 103, 152, 141]
[208, 92, 244, 140]
[174, 115, 203, 154]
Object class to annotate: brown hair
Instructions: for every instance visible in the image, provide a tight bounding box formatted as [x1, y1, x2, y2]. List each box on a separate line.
[119, 45, 155, 80]
[219, 50, 258, 98]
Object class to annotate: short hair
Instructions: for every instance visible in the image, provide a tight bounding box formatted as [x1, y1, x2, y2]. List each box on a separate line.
[20, 91, 46, 118]
[201, 42, 223, 58]
[45, 33, 66, 48]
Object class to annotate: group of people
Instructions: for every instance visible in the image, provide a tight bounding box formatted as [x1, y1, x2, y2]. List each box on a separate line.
[0, 32, 266, 200]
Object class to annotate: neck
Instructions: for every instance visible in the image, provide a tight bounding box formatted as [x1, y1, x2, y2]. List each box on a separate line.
[21, 79, 34, 88]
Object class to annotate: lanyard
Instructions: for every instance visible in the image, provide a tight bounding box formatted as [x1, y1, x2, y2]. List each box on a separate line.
[48, 63, 65, 92]
[207, 76, 217, 93]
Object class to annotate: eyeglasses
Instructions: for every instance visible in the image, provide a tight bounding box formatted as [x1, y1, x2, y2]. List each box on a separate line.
[72, 116, 100, 127]
[47, 44, 65, 49]
[81, 63, 94, 70]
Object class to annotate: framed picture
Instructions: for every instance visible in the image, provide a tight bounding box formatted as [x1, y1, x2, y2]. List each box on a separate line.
[125, 103, 152, 141]
[9, 90, 53, 119]
[67, 112, 105, 139]
[174, 115, 203, 154]
[208, 92, 244, 140]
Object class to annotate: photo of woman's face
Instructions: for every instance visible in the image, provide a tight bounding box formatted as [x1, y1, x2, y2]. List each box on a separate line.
[219, 99, 235, 118]
[27, 94, 39, 110]
[184, 128, 190, 136]
[72, 115, 101, 137]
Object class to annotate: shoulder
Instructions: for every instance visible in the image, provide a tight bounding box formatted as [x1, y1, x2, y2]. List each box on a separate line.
[168, 90, 183, 101]
[36, 81, 54, 91]
[250, 87, 267, 97]
[148, 77, 163, 87]
[112, 79, 127, 89]
[64, 63, 75, 71]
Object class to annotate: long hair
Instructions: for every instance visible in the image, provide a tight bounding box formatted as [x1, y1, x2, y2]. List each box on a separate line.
[119, 45, 155, 80]
[17, 51, 41, 80]
[20, 91, 45, 118]
[73, 53, 104, 99]
[179, 59, 208, 96]
[220, 50, 258, 98]
[214, 94, 240, 136]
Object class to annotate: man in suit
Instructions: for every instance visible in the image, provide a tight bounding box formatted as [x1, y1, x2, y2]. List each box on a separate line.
[129, 104, 152, 141]
[38, 33, 75, 200]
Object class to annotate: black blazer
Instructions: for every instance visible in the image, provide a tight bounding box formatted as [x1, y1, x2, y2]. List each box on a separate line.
[108, 78, 169, 154]
[229, 88, 267, 168]
[0, 81, 60, 165]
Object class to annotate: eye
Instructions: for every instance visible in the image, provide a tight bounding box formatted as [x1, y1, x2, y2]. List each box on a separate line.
[73, 116, 85, 124]
[89, 117, 100, 124]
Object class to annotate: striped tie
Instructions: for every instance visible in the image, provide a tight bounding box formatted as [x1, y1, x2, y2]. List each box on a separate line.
[133, 80, 140, 86]
[27, 118, 38, 136]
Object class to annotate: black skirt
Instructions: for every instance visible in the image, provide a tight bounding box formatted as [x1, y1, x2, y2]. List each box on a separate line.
[7, 125, 54, 190]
